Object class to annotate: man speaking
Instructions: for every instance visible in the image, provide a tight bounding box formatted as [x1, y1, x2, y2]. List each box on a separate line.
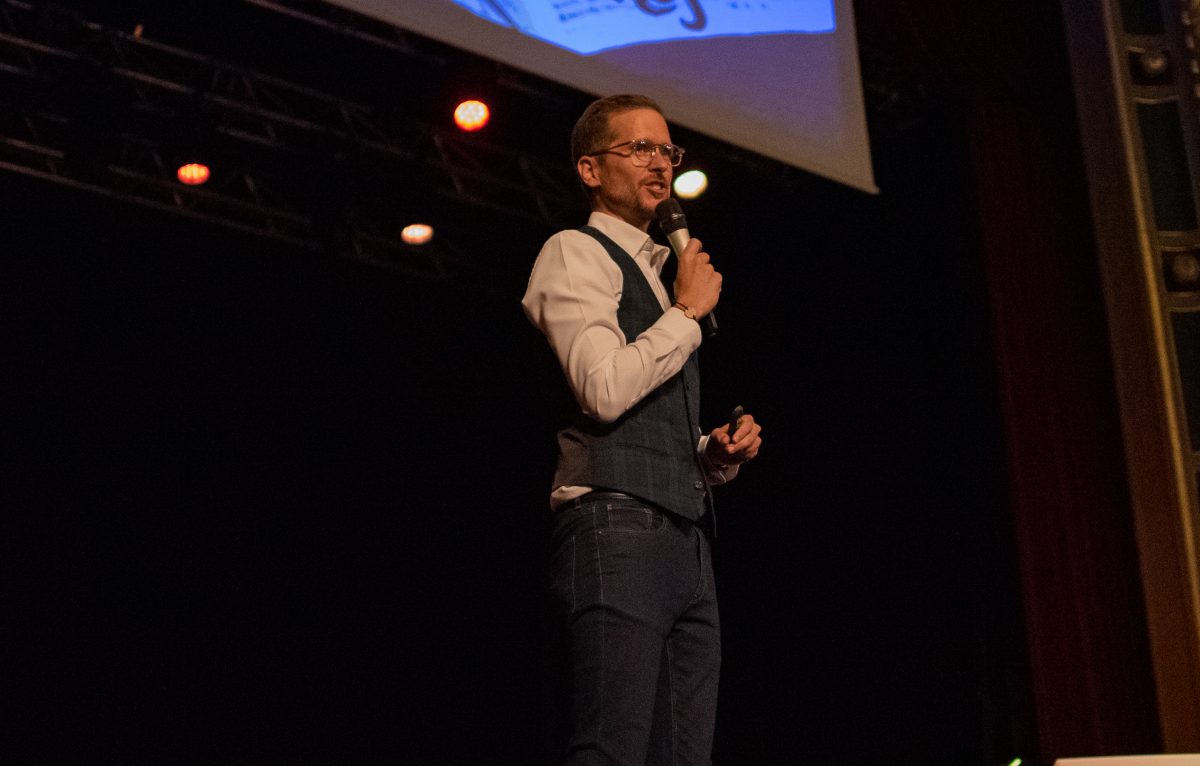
[522, 94, 763, 765]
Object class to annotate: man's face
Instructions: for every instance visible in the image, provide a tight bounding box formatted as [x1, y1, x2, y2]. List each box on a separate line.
[578, 108, 673, 230]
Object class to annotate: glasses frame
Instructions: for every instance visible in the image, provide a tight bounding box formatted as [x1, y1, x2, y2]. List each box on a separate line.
[585, 138, 686, 167]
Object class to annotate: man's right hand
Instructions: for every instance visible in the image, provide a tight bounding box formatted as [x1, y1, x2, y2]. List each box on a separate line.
[672, 238, 722, 318]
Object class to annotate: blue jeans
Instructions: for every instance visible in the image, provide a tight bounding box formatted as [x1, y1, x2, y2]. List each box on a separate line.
[547, 493, 720, 765]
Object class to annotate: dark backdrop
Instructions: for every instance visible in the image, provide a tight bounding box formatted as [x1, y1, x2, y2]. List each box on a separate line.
[7, 24, 1030, 766]
[8, 110, 1027, 765]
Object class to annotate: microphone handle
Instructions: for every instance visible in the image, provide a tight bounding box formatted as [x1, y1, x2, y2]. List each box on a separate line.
[666, 230, 719, 337]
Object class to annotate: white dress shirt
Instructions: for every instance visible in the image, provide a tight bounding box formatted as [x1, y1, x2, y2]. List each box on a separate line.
[522, 211, 736, 507]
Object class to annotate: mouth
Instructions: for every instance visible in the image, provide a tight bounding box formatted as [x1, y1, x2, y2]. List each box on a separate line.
[644, 180, 669, 197]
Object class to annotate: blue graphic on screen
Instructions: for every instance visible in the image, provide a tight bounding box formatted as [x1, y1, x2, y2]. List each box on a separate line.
[451, 0, 835, 55]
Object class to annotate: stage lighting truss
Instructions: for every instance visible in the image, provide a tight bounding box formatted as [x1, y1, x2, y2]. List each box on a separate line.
[0, 0, 586, 298]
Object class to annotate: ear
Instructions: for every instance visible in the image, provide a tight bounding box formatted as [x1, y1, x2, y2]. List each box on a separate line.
[576, 155, 603, 192]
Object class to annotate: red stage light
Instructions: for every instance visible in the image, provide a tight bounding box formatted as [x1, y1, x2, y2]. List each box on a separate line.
[454, 100, 490, 131]
[176, 163, 210, 185]
[401, 224, 434, 245]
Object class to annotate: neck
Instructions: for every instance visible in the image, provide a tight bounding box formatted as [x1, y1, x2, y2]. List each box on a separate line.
[593, 206, 651, 232]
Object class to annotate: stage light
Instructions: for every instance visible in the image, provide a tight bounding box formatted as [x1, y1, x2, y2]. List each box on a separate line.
[176, 163, 210, 185]
[454, 100, 490, 131]
[1007, 758, 1023, 766]
[1138, 48, 1170, 78]
[673, 170, 708, 199]
[401, 223, 434, 245]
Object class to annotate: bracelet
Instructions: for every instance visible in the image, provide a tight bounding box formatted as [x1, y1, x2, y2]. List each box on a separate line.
[672, 301, 698, 322]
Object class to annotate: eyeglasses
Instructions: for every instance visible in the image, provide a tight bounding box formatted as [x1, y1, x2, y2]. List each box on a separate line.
[586, 138, 686, 167]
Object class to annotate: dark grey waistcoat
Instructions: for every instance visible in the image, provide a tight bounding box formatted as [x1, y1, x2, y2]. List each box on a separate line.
[552, 225, 712, 523]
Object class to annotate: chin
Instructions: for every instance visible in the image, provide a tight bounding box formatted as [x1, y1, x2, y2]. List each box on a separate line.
[640, 192, 665, 214]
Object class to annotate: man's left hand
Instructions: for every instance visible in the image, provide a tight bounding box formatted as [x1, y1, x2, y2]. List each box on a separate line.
[706, 412, 762, 467]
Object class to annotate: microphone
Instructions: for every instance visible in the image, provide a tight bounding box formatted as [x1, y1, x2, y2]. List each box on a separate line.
[656, 198, 718, 337]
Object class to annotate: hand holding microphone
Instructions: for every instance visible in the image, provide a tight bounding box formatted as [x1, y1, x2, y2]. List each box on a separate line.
[656, 199, 720, 337]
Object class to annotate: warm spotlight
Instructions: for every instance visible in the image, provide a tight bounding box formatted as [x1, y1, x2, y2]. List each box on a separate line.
[1138, 48, 1169, 77]
[673, 170, 708, 199]
[401, 223, 434, 245]
[454, 100, 490, 131]
[176, 163, 210, 185]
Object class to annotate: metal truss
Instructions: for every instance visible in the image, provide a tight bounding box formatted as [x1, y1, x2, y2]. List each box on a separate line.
[0, 0, 587, 297]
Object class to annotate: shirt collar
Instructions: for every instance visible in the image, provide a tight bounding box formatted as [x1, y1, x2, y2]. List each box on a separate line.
[588, 211, 671, 272]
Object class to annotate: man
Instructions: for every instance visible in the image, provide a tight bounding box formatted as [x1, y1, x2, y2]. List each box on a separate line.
[522, 94, 763, 765]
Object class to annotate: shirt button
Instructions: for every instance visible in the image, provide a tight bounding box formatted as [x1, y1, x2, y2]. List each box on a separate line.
[693, 480, 704, 490]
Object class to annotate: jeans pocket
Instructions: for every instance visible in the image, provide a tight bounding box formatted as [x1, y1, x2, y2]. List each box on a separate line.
[602, 503, 667, 534]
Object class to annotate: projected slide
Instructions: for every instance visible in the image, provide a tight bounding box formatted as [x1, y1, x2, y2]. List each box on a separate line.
[451, 0, 835, 54]
[325, 0, 876, 193]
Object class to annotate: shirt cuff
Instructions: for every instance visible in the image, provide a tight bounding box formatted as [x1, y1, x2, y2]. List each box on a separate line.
[697, 434, 739, 484]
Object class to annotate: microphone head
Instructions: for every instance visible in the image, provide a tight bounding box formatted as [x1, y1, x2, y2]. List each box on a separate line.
[655, 198, 688, 235]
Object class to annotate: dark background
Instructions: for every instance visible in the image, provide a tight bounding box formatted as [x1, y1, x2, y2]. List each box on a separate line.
[7, 1, 1039, 763]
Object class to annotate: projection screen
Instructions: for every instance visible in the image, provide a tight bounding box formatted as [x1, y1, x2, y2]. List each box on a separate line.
[325, 0, 876, 193]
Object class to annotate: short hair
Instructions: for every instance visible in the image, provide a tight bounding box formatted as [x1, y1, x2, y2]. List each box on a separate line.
[570, 94, 664, 166]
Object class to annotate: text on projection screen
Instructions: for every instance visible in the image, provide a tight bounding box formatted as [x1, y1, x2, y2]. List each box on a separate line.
[453, 0, 834, 55]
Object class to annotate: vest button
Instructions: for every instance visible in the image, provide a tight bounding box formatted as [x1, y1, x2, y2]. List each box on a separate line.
[693, 480, 704, 490]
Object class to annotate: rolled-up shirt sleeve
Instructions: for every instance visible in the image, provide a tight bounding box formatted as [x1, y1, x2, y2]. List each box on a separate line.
[522, 228, 701, 424]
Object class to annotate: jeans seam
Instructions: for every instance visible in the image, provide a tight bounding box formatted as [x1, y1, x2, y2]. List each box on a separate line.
[593, 509, 606, 751]
[666, 636, 678, 766]
[690, 529, 708, 605]
[568, 534, 577, 613]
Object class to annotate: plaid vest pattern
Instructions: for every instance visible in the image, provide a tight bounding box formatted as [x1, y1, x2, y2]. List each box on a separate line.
[551, 225, 712, 522]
